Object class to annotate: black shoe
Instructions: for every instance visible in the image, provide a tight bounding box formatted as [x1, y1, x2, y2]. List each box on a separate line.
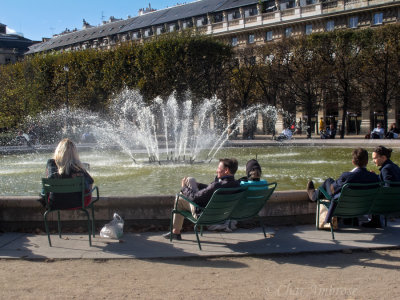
[306, 181, 317, 202]
[361, 220, 382, 228]
[163, 232, 182, 240]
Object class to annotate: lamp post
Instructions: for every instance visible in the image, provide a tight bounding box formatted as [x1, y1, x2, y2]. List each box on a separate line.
[63, 65, 70, 133]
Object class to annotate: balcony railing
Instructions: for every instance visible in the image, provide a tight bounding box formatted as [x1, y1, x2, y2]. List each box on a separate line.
[281, 8, 296, 17]
[302, 4, 317, 13]
[263, 11, 276, 20]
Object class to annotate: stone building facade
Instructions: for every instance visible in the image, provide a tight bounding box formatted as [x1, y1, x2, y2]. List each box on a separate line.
[26, 0, 400, 135]
[0, 23, 34, 65]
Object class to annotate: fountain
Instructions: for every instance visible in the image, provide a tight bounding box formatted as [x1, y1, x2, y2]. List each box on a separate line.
[24, 88, 278, 164]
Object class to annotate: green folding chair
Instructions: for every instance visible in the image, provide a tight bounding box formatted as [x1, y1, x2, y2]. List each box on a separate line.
[41, 177, 99, 246]
[230, 182, 277, 237]
[170, 187, 247, 250]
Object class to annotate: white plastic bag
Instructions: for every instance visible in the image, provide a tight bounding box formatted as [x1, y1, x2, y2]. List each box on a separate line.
[100, 213, 124, 239]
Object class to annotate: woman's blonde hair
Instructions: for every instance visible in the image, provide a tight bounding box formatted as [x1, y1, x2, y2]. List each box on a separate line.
[53, 138, 83, 175]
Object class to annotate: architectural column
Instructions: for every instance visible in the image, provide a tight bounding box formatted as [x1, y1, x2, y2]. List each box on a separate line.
[360, 107, 371, 134]
[296, 111, 304, 135]
[223, 11, 228, 29]
[207, 13, 213, 33]
[257, 112, 264, 133]
[387, 103, 397, 128]
[239, 8, 245, 25]
[275, 112, 284, 135]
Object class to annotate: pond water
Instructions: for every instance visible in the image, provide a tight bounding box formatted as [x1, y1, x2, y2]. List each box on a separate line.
[0, 146, 394, 196]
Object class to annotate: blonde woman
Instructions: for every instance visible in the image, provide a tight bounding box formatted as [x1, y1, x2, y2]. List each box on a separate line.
[45, 138, 94, 208]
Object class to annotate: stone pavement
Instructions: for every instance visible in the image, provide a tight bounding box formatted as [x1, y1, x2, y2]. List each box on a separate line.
[1, 219, 399, 260]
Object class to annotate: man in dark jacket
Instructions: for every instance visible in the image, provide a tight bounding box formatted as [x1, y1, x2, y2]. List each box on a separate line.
[163, 158, 240, 240]
[363, 145, 400, 228]
[307, 148, 379, 223]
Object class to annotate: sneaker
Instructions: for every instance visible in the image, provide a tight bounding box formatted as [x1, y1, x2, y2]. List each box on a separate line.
[162, 232, 182, 240]
[306, 181, 317, 202]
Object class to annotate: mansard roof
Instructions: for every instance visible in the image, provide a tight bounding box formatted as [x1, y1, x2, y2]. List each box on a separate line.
[26, 0, 260, 54]
[0, 33, 33, 50]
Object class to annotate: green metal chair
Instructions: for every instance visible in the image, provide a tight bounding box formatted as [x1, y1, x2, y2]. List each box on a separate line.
[316, 182, 380, 239]
[371, 181, 400, 226]
[170, 186, 247, 250]
[230, 182, 277, 237]
[41, 177, 99, 247]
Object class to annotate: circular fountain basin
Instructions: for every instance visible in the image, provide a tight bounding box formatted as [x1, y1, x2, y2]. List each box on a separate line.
[0, 146, 388, 197]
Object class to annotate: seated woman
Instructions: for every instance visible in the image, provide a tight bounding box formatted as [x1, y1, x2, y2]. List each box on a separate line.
[385, 123, 399, 139]
[45, 138, 94, 209]
[239, 159, 268, 186]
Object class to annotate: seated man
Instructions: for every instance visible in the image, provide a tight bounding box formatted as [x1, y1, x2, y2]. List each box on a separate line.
[321, 124, 336, 139]
[306, 148, 379, 224]
[371, 123, 385, 139]
[276, 127, 293, 141]
[163, 158, 240, 240]
[363, 145, 400, 228]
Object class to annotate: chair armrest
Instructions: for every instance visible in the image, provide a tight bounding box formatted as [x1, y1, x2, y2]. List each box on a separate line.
[318, 186, 332, 202]
[86, 185, 100, 206]
[174, 193, 203, 210]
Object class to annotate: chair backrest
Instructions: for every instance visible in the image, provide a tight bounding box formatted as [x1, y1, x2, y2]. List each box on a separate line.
[371, 181, 400, 215]
[333, 182, 380, 217]
[230, 182, 277, 220]
[196, 187, 247, 225]
[42, 177, 85, 210]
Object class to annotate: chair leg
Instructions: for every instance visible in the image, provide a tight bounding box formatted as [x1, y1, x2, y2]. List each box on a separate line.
[194, 224, 202, 250]
[169, 210, 175, 242]
[44, 210, 52, 247]
[316, 202, 320, 230]
[57, 210, 62, 238]
[200, 225, 203, 236]
[91, 206, 96, 238]
[80, 209, 92, 247]
[330, 223, 335, 240]
[259, 217, 266, 238]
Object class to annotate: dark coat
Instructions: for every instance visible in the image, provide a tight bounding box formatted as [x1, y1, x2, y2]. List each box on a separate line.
[332, 167, 379, 196]
[181, 175, 240, 209]
[379, 159, 400, 185]
[325, 167, 379, 223]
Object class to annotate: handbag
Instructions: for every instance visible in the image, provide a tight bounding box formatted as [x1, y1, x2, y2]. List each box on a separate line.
[318, 203, 338, 230]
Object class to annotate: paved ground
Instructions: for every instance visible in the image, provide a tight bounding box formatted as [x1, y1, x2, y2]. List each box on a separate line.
[1, 219, 399, 260]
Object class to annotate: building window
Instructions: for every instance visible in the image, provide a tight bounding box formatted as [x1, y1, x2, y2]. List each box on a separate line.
[305, 24, 313, 35]
[197, 17, 206, 27]
[248, 34, 255, 44]
[349, 16, 358, 28]
[169, 24, 176, 32]
[373, 12, 383, 25]
[266, 31, 273, 41]
[285, 27, 292, 37]
[233, 10, 241, 19]
[214, 13, 223, 23]
[245, 7, 258, 17]
[232, 37, 238, 46]
[326, 20, 335, 32]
